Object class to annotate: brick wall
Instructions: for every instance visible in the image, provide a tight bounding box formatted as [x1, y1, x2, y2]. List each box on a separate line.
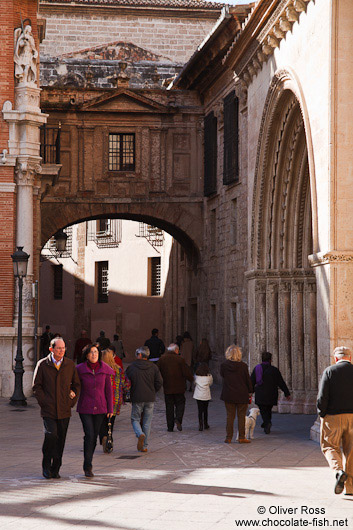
[0, 0, 38, 327]
[39, 10, 218, 64]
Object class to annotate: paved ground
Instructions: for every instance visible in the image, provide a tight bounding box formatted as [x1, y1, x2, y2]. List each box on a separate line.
[1, 386, 352, 530]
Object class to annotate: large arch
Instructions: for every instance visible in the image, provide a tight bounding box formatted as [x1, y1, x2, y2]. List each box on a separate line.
[248, 70, 318, 414]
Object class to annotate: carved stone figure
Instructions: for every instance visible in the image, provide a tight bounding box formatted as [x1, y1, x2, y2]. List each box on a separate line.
[14, 25, 38, 85]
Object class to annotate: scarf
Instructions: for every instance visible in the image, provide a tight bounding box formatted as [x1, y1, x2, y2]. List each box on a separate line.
[87, 361, 100, 372]
[254, 361, 270, 386]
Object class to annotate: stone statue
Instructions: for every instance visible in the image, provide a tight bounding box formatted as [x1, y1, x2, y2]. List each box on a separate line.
[14, 24, 38, 85]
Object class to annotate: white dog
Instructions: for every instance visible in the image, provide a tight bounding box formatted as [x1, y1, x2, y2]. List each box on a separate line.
[236, 406, 261, 440]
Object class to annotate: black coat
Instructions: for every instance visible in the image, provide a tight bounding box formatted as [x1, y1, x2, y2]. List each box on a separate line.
[317, 361, 353, 417]
[250, 363, 290, 406]
[220, 360, 253, 404]
[144, 336, 165, 360]
[125, 359, 163, 403]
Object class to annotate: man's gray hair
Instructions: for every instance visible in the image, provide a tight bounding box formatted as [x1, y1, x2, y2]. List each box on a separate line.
[135, 346, 150, 359]
[334, 346, 352, 358]
[167, 343, 179, 353]
[50, 336, 64, 348]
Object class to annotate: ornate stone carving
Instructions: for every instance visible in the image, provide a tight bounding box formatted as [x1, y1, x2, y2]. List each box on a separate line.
[294, 0, 306, 12]
[309, 252, 353, 266]
[273, 25, 285, 40]
[15, 161, 41, 186]
[14, 24, 38, 86]
[279, 16, 292, 32]
[286, 6, 299, 22]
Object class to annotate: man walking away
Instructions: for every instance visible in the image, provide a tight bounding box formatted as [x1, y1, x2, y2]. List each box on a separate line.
[250, 351, 290, 434]
[157, 343, 193, 432]
[126, 346, 163, 452]
[33, 337, 80, 479]
[144, 328, 165, 362]
[74, 330, 91, 364]
[39, 325, 53, 359]
[317, 346, 353, 495]
[96, 330, 110, 350]
[111, 334, 125, 360]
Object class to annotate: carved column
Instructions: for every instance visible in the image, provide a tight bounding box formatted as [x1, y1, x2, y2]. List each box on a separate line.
[266, 280, 279, 367]
[303, 280, 318, 413]
[254, 280, 267, 360]
[290, 280, 305, 412]
[278, 280, 291, 412]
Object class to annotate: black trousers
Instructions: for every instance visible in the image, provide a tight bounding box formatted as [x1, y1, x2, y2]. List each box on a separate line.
[164, 393, 185, 431]
[42, 417, 70, 474]
[79, 413, 105, 471]
[259, 404, 273, 427]
[99, 414, 116, 444]
[197, 400, 209, 425]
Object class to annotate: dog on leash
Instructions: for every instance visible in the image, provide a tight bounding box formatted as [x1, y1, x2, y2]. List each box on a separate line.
[236, 406, 261, 440]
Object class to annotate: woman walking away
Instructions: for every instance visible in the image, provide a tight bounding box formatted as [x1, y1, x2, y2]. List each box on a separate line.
[250, 351, 290, 434]
[193, 363, 213, 431]
[99, 348, 130, 452]
[180, 331, 194, 391]
[76, 343, 114, 477]
[220, 344, 253, 444]
[194, 338, 212, 372]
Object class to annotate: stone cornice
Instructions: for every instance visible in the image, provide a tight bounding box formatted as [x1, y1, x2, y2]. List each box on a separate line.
[245, 268, 315, 280]
[309, 252, 353, 267]
[224, 0, 312, 87]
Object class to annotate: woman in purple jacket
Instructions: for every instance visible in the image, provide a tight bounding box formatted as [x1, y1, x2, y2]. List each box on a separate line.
[76, 343, 114, 477]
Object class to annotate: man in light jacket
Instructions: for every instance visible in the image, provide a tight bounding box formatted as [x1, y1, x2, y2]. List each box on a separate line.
[126, 346, 163, 452]
[33, 337, 80, 479]
[317, 346, 353, 495]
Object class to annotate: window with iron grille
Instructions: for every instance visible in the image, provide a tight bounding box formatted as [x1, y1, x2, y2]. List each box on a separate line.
[109, 133, 135, 171]
[204, 111, 217, 196]
[53, 264, 63, 300]
[223, 91, 239, 185]
[150, 257, 161, 296]
[97, 261, 109, 303]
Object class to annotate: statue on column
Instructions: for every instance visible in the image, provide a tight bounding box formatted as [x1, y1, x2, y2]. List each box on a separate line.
[14, 22, 38, 85]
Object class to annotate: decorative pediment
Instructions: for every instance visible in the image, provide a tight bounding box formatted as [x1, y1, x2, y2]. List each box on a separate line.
[61, 41, 171, 63]
[81, 89, 170, 113]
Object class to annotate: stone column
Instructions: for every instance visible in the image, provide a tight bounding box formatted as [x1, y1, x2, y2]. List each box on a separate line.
[278, 280, 291, 413]
[254, 279, 267, 360]
[290, 279, 305, 413]
[303, 279, 318, 413]
[266, 280, 279, 367]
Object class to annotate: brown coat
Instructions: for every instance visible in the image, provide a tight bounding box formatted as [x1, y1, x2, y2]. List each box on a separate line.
[220, 360, 253, 404]
[32, 355, 81, 419]
[157, 352, 193, 394]
[180, 338, 194, 367]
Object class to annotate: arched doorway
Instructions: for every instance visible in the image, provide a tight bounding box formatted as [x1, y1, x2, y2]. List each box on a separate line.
[248, 72, 318, 414]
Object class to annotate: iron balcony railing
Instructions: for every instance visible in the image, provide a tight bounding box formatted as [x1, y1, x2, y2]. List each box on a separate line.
[40, 122, 61, 164]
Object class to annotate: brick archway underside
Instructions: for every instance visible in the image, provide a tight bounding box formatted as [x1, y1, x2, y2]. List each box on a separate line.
[41, 200, 203, 267]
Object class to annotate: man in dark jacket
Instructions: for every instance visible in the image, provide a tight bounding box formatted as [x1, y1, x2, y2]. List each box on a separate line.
[317, 346, 353, 495]
[157, 343, 193, 432]
[144, 328, 165, 362]
[32, 337, 80, 479]
[250, 351, 290, 434]
[126, 346, 163, 452]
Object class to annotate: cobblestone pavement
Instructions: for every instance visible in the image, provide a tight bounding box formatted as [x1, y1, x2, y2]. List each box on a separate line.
[1, 386, 352, 530]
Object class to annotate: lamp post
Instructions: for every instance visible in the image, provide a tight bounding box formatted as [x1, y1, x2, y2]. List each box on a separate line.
[54, 229, 68, 255]
[10, 246, 30, 407]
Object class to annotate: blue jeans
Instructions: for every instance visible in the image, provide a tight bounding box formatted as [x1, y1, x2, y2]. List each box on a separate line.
[131, 402, 154, 448]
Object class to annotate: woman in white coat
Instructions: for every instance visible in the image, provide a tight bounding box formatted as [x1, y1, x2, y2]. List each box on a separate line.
[193, 363, 213, 431]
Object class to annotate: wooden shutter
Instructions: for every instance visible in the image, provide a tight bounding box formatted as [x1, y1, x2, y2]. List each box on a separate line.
[223, 91, 239, 185]
[204, 112, 218, 196]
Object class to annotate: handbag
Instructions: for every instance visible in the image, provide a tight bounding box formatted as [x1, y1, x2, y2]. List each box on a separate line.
[106, 421, 113, 453]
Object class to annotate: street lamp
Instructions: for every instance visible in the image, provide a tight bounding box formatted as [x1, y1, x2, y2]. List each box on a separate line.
[10, 246, 30, 407]
[54, 229, 68, 255]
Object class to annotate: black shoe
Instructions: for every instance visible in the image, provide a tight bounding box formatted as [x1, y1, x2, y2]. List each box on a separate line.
[335, 471, 348, 494]
[261, 423, 265, 428]
[264, 423, 271, 434]
[167, 429, 174, 432]
[199, 421, 203, 431]
[175, 420, 182, 431]
[84, 469, 94, 478]
[51, 472, 61, 479]
[42, 469, 52, 479]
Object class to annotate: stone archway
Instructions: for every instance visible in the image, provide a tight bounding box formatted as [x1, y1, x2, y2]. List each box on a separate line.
[247, 71, 318, 414]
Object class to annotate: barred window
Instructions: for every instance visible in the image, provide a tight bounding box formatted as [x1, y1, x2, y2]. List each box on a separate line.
[148, 257, 161, 296]
[109, 133, 135, 171]
[53, 264, 63, 300]
[223, 91, 239, 185]
[97, 261, 109, 303]
[204, 111, 217, 196]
